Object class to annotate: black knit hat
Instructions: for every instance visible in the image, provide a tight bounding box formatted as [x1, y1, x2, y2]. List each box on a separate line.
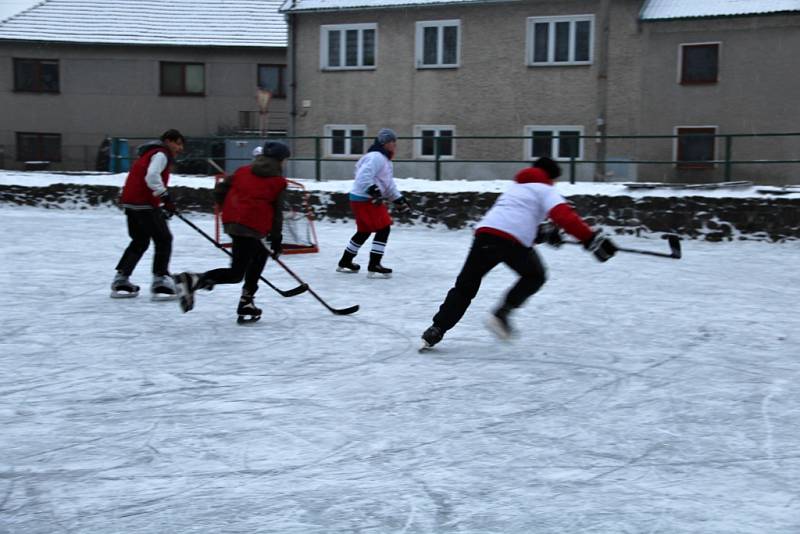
[533, 156, 562, 179]
[262, 141, 291, 161]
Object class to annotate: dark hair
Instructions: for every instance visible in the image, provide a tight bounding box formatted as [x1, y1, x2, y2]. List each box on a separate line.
[533, 156, 562, 179]
[160, 129, 185, 143]
[262, 140, 291, 161]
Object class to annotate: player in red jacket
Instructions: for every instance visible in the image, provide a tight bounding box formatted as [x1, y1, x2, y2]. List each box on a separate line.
[420, 157, 618, 349]
[111, 129, 184, 299]
[175, 141, 289, 323]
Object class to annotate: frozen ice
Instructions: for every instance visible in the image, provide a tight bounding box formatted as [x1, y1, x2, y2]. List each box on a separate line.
[1, 205, 799, 532]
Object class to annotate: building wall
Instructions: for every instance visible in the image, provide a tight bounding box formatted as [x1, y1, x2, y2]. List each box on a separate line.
[287, 0, 644, 181]
[637, 14, 800, 184]
[0, 42, 287, 170]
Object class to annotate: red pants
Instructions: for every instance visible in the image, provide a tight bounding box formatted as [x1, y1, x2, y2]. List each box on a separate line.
[350, 200, 392, 232]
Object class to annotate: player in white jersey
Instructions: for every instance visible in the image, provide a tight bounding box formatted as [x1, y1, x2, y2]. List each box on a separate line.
[336, 128, 411, 278]
[420, 157, 618, 349]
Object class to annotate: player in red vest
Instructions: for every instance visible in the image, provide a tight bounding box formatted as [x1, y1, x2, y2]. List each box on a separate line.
[420, 157, 618, 349]
[111, 129, 184, 299]
[175, 141, 290, 323]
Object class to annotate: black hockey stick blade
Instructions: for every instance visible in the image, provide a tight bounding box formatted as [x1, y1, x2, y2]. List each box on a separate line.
[264, 246, 359, 315]
[175, 213, 308, 297]
[616, 234, 682, 259]
[562, 234, 682, 259]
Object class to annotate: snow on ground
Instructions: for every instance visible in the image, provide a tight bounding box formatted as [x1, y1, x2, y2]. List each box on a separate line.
[2, 169, 799, 199]
[1, 203, 799, 532]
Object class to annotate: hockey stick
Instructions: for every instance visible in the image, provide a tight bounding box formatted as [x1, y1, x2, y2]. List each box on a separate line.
[174, 212, 308, 297]
[261, 240, 360, 316]
[565, 234, 682, 259]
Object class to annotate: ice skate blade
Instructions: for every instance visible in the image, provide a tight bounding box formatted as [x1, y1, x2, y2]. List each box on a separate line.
[151, 293, 178, 302]
[485, 316, 513, 341]
[237, 315, 261, 325]
[110, 290, 139, 299]
[419, 341, 436, 353]
[367, 271, 392, 279]
[336, 266, 360, 274]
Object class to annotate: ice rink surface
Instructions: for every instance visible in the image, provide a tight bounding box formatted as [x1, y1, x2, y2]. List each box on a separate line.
[1, 206, 799, 533]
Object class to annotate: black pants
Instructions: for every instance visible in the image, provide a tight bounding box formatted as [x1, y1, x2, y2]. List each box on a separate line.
[115, 208, 172, 276]
[201, 235, 268, 295]
[432, 233, 547, 332]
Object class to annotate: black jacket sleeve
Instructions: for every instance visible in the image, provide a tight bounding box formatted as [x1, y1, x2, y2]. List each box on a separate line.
[213, 176, 233, 206]
[268, 189, 285, 248]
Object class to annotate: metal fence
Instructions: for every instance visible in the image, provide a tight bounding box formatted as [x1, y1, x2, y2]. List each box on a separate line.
[98, 132, 800, 183]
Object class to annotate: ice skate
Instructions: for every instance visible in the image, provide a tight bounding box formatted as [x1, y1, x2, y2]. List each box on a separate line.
[367, 263, 392, 279]
[110, 272, 139, 299]
[175, 272, 200, 312]
[336, 260, 361, 274]
[336, 250, 361, 274]
[486, 306, 514, 340]
[151, 274, 178, 301]
[236, 293, 262, 324]
[420, 325, 444, 352]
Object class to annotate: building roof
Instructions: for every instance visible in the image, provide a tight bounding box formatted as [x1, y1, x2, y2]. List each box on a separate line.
[280, 0, 514, 13]
[640, 0, 800, 20]
[0, 0, 287, 47]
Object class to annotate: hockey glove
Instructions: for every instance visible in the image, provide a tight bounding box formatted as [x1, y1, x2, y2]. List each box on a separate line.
[366, 184, 384, 205]
[393, 196, 412, 215]
[534, 222, 564, 248]
[583, 231, 618, 262]
[159, 190, 177, 216]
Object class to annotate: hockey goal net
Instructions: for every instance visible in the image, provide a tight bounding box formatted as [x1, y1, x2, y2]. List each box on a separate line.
[214, 177, 319, 254]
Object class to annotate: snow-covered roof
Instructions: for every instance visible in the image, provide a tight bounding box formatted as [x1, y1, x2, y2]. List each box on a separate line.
[640, 0, 800, 20]
[280, 0, 513, 13]
[0, 0, 287, 47]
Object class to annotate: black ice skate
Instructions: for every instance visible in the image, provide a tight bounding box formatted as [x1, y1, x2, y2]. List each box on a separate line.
[486, 306, 514, 340]
[236, 294, 262, 324]
[420, 325, 444, 352]
[110, 272, 140, 299]
[367, 263, 392, 279]
[176, 272, 200, 313]
[151, 274, 178, 301]
[336, 260, 361, 274]
[336, 251, 361, 274]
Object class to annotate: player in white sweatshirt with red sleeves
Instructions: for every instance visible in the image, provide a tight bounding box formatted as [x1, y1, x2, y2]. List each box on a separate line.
[421, 157, 618, 349]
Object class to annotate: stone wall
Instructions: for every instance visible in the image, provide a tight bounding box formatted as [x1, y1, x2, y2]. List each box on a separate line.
[1, 184, 798, 242]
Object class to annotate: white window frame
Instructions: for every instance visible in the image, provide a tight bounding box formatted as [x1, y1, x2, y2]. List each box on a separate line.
[673, 125, 718, 168]
[413, 125, 456, 159]
[415, 19, 461, 69]
[526, 15, 594, 66]
[324, 124, 367, 158]
[677, 41, 721, 84]
[320, 24, 378, 70]
[523, 125, 585, 161]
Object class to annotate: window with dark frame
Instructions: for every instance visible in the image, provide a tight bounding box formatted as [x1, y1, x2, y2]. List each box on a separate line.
[13, 58, 60, 93]
[16, 132, 62, 162]
[160, 62, 205, 96]
[681, 43, 719, 84]
[257, 64, 286, 98]
[327, 126, 365, 156]
[417, 20, 460, 68]
[420, 129, 454, 157]
[527, 16, 593, 66]
[528, 128, 583, 160]
[676, 127, 716, 168]
[322, 24, 377, 69]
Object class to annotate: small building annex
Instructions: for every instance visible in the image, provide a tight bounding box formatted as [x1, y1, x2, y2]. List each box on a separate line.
[0, 0, 288, 171]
